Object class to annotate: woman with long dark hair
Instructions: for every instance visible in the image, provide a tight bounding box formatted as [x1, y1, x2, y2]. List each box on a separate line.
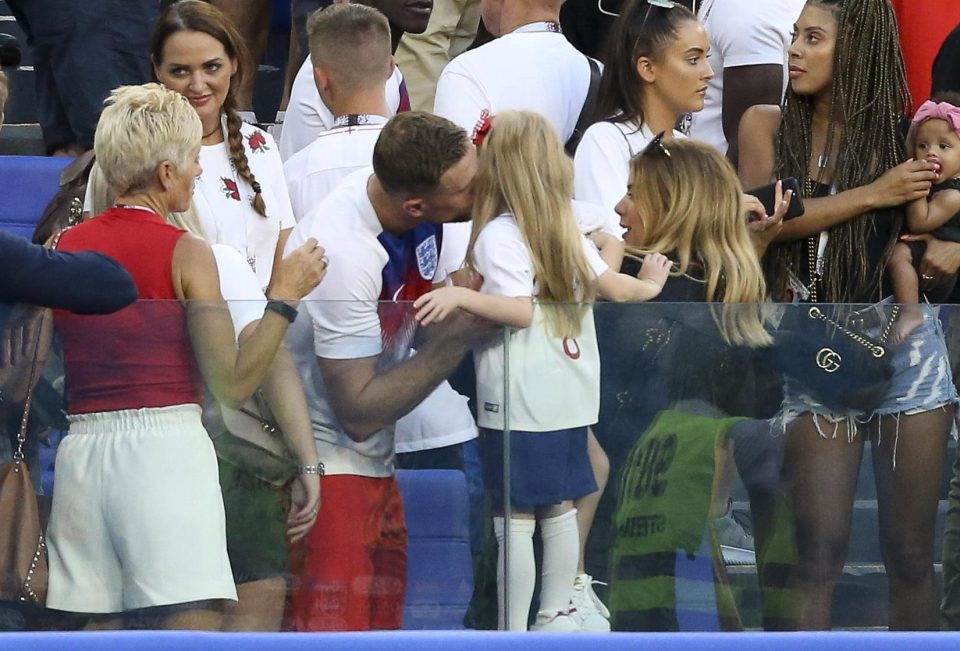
[574, 0, 712, 214]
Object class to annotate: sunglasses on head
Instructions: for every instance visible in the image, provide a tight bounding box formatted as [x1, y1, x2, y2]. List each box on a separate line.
[597, 0, 687, 20]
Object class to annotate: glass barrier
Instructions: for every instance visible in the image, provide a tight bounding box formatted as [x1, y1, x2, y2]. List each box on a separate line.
[0, 299, 958, 635]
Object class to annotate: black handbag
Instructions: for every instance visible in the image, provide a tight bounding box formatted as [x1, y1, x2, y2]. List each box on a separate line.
[771, 304, 898, 412]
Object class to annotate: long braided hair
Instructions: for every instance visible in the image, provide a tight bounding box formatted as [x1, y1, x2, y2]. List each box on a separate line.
[768, 0, 910, 302]
[151, 0, 268, 217]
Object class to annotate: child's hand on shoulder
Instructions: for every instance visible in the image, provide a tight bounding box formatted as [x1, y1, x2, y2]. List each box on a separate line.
[414, 287, 470, 326]
[637, 252, 672, 288]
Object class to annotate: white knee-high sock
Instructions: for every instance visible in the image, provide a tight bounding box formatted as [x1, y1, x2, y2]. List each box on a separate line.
[493, 516, 537, 631]
[538, 509, 580, 615]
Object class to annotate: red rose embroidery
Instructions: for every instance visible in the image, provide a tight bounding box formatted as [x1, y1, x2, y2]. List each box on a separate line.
[247, 131, 269, 153]
[221, 177, 241, 201]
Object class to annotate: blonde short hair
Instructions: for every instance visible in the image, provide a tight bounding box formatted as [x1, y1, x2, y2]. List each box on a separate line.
[94, 83, 202, 196]
[88, 160, 208, 239]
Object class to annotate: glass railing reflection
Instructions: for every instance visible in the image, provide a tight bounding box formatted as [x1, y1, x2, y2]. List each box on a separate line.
[0, 299, 958, 634]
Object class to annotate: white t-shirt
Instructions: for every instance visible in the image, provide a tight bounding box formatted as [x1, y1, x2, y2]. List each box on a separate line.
[689, 0, 805, 153]
[394, 375, 478, 454]
[472, 213, 606, 431]
[433, 23, 595, 142]
[283, 117, 387, 222]
[574, 121, 685, 216]
[193, 120, 296, 290]
[285, 168, 445, 476]
[212, 244, 267, 337]
[435, 200, 620, 283]
[279, 60, 406, 161]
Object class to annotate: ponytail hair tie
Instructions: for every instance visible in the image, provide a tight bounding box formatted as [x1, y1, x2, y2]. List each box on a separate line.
[251, 181, 262, 194]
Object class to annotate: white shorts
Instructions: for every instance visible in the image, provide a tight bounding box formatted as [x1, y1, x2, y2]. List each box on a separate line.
[46, 404, 238, 613]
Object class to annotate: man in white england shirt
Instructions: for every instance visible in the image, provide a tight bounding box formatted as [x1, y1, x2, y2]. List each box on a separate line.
[284, 4, 394, 221]
[284, 0, 480, 469]
[284, 112, 486, 631]
[279, 0, 432, 161]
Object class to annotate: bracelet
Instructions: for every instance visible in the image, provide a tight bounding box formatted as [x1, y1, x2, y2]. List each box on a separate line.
[265, 300, 298, 323]
[298, 462, 325, 476]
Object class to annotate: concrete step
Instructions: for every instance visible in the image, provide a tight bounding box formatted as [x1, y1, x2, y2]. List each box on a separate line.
[3, 64, 37, 124]
[0, 9, 31, 67]
[0, 123, 44, 155]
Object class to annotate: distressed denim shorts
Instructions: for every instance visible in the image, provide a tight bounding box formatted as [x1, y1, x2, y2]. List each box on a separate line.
[780, 301, 958, 447]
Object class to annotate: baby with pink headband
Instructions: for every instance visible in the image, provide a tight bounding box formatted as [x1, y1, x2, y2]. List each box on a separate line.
[887, 95, 960, 343]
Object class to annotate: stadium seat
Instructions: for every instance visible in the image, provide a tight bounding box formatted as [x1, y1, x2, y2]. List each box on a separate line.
[0, 156, 71, 239]
[397, 469, 474, 630]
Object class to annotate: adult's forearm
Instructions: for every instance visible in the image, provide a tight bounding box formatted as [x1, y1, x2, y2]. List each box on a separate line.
[328, 336, 469, 442]
[259, 344, 319, 466]
[0, 236, 137, 313]
[776, 187, 875, 241]
[228, 310, 297, 406]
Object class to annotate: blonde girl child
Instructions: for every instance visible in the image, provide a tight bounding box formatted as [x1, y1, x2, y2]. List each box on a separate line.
[888, 97, 960, 342]
[414, 110, 671, 632]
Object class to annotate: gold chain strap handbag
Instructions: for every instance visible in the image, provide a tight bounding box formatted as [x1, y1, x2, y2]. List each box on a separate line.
[773, 298, 899, 412]
[211, 391, 298, 488]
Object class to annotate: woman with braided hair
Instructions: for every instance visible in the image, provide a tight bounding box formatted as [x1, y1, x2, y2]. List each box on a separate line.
[739, 0, 956, 630]
[152, 0, 296, 292]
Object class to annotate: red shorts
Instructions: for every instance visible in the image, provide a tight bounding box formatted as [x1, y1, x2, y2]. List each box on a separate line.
[287, 474, 408, 631]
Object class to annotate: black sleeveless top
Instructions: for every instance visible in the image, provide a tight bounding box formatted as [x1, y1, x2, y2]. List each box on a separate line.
[796, 181, 896, 303]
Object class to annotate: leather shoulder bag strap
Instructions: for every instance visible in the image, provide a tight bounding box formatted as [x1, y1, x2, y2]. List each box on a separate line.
[565, 56, 602, 156]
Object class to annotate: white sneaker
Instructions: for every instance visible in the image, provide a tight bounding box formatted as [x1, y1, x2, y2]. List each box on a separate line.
[530, 608, 582, 632]
[569, 574, 611, 632]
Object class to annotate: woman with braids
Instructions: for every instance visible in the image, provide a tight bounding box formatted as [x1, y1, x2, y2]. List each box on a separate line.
[739, 0, 956, 630]
[573, 0, 713, 215]
[152, 0, 296, 291]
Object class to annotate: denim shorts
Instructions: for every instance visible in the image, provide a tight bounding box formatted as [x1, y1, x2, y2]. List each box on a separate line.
[780, 302, 958, 445]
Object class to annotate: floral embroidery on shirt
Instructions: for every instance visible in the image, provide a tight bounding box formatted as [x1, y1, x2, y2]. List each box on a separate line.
[221, 177, 241, 201]
[247, 131, 269, 153]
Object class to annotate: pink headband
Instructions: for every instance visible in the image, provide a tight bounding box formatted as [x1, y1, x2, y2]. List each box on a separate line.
[913, 100, 960, 136]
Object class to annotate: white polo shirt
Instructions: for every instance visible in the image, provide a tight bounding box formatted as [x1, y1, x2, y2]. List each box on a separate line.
[433, 22, 594, 142]
[279, 59, 407, 161]
[283, 116, 387, 222]
[574, 121, 685, 216]
[690, 0, 805, 153]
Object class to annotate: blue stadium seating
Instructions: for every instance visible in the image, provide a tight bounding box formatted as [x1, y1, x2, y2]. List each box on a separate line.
[0, 156, 71, 240]
[397, 469, 473, 630]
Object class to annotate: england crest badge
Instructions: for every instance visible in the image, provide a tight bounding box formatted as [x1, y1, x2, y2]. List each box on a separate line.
[415, 234, 439, 281]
